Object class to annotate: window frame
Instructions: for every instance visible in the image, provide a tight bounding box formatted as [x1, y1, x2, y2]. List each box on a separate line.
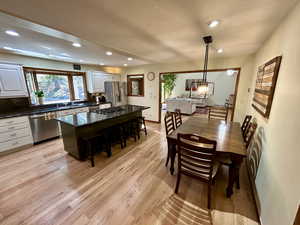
[127, 74, 144, 97]
[23, 67, 88, 105]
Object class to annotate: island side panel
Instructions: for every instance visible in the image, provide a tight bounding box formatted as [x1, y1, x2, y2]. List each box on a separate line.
[60, 122, 82, 160]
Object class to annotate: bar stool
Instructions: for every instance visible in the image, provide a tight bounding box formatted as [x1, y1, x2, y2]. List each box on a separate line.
[122, 118, 140, 145]
[108, 124, 126, 149]
[138, 116, 147, 136]
[82, 131, 112, 167]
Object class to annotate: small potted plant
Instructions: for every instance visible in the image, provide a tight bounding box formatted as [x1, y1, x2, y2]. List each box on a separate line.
[35, 90, 44, 105]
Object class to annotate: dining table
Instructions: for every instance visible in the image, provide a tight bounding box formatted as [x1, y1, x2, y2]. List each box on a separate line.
[167, 117, 246, 198]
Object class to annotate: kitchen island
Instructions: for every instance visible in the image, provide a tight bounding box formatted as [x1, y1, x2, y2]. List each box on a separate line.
[56, 105, 149, 160]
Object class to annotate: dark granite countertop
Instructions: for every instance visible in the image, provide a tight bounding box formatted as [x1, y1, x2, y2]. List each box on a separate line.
[0, 101, 111, 119]
[56, 105, 149, 127]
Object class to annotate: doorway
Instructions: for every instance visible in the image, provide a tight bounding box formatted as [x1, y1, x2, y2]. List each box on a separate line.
[158, 68, 241, 123]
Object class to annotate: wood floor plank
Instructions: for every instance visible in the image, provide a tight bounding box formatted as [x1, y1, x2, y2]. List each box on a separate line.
[0, 121, 259, 225]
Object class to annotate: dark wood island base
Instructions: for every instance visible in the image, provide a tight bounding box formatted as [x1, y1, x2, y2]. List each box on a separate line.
[57, 105, 149, 160]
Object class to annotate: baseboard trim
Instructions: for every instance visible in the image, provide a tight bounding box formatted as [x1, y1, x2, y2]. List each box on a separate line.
[145, 119, 160, 123]
[0, 143, 33, 156]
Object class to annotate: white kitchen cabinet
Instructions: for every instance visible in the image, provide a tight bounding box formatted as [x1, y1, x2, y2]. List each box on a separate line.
[99, 103, 112, 109]
[0, 116, 33, 153]
[0, 63, 28, 98]
[87, 71, 116, 93]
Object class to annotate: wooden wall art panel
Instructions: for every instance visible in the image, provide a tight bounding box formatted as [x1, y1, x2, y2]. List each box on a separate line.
[252, 56, 282, 118]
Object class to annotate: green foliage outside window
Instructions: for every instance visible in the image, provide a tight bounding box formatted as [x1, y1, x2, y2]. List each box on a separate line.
[163, 73, 177, 98]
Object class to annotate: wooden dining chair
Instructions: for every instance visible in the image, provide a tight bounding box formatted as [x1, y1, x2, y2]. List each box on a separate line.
[164, 112, 176, 167]
[244, 121, 258, 148]
[217, 120, 257, 189]
[175, 133, 219, 209]
[208, 106, 228, 122]
[241, 115, 252, 140]
[174, 109, 183, 128]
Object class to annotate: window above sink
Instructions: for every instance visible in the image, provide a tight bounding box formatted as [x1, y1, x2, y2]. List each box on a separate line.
[24, 67, 88, 105]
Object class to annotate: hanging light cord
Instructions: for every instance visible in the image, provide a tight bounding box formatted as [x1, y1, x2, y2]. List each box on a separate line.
[203, 42, 209, 83]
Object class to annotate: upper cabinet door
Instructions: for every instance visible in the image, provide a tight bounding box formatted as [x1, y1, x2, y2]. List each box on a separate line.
[0, 64, 28, 98]
[93, 72, 105, 93]
[87, 71, 116, 93]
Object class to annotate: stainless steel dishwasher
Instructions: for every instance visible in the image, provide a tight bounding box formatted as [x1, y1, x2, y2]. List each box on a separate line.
[29, 112, 60, 144]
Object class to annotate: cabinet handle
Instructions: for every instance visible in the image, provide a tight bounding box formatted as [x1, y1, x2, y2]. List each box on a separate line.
[6, 121, 14, 124]
[12, 141, 19, 146]
[10, 133, 17, 137]
[8, 127, 15, 130]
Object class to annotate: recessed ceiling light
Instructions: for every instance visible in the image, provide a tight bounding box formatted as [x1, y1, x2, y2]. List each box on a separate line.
[127, 57, 133, 61]
[5, 30, 20, 36]
[106, 51, 112, 56]
[3, 46, 13, 50]
[217, 48, 223, 53]
[72, 42, 81, 47]
[100, 63, 104, 66]
[79, 59, 84, 62]
[208, 20, 220, 28]
[123, 64, 128, 67]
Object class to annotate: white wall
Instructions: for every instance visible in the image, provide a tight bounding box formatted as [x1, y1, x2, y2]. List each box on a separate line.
[124, 55, 254, 122]
[170, 71, 236, 105]
[245, 2, 300, 225]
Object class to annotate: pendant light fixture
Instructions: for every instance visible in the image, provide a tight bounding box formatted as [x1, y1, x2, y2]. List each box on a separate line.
[198, 35, 213, 95]
[189, 36, 213, 98]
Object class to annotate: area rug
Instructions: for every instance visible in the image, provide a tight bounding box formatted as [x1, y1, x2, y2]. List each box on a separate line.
[195, 107, 208, 115]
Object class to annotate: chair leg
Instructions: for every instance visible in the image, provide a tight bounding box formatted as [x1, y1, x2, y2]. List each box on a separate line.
[175, 173, 181, 194]
[88, 142, 95, 167]
[143, 119, 147, 136]
[136, 121, 140, 140]
[133, 125, 137, 142]
[106, 138, 112, 157]
[207, 183, 211, 209]
[137, 128, 140, 140]
[165, 144, 170, 167]
[236, 170, 240, 189]
[120, 126, 125, 149]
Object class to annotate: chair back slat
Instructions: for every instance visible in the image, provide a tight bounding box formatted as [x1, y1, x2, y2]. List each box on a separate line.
[241, 115, 252, 139]
[174, 109, 183, 128]
[181, 158, 211, 170]
[181, 162, 211, 176]
[245, 122, 257, 148]
[180, 145, 215, 159]
[164, 112, 175, 136]
[177, 133, 217, 181]
[181, 154, 211, 165]
[208, 106, 228, 122]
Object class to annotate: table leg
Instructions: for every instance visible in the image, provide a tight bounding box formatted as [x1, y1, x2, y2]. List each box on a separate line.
[226, 155, 243, 198]
[170, 144, 176, 175]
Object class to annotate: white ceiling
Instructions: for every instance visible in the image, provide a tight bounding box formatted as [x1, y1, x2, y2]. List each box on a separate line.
[0, 12, 147, 66]
[0, 0, 298, 66]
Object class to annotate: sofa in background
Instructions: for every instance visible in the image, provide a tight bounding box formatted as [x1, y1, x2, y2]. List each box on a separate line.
[165, 98, 208, 115]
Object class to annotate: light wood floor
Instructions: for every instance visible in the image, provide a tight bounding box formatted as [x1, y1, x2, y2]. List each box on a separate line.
[0, 121, 259, 225]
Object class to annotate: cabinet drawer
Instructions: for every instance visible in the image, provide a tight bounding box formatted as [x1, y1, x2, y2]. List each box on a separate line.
[0, 116, 28, 127]
[99, 104, 111, 109]
[0, 136, 33, 153]
[0, 123, 29, 133]
[0, 128, 32, 143]
[57, 107, 89, 116]
[57, 110, 72, 117]
[76, 107, 89, 113]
